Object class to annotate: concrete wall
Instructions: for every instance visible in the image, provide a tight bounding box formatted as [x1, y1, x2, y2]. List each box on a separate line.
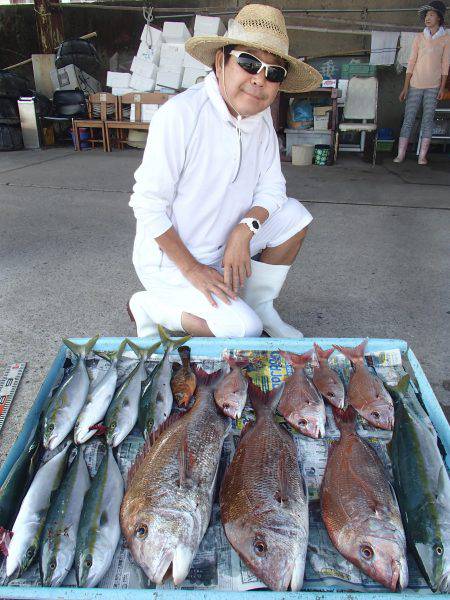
[0, 0, 443, 133]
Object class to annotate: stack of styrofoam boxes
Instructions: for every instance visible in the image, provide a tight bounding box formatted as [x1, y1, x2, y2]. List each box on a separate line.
[130, 25, 163, 92]
[106, 71, 133, 96]
[155, 22, 191, 93]
[182, 15, 225, 89]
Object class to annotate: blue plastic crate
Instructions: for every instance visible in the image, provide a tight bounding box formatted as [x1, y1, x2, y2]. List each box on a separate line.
[0, 337, 448, 599]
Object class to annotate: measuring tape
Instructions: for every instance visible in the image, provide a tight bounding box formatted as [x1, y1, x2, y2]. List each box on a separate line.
[0, 363, 26, 433]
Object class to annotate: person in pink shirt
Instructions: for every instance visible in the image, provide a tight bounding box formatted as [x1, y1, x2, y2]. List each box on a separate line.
[394, 0, 449, 165]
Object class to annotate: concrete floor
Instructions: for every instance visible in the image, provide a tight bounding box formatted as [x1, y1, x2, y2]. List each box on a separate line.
[0, 148, 449, 464]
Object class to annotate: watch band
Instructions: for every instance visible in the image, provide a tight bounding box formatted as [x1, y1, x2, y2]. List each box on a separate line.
[239, 217, 261, 235]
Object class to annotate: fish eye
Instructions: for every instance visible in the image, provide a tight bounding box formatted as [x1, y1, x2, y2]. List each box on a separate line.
[253, 539, 267, 557]
[135, 524, 148, 539]
[328, 392, 335, 397]
[111, 420, 117, 428]
[26, 546, 35, 558]
[299, 418, 308, 427]
[434, 544, 444, 556]
[371, 411, 380, 419]
[49, 560, 56, 570]
[360, 544, 374, 560]
[85, 554, 93, 568]
[48, 423, 54, 432]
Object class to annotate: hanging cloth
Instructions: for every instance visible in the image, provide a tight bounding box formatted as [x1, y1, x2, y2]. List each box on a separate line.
[370, 31, 400, 65]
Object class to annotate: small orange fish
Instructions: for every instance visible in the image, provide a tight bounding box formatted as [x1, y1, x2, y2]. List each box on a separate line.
[170, 346, 196, 407]
[333, 340, 394, 430]
[312, 344, 345, 409]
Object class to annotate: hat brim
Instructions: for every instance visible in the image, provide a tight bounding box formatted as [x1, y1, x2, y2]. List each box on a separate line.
[418, 4, 445, 18]
[185, 36, 323, 93]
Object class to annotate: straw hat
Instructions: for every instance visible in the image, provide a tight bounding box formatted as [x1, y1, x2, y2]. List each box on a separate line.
[418, 0, 446, 20]
[185, 4, 322, 93]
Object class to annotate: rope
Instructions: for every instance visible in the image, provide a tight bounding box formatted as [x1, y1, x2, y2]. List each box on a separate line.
[142, 5, 156, 48]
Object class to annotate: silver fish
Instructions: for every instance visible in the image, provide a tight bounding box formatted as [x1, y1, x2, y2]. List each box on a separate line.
[43, 336, 99, 450]
[6, 443, 70, 580]
[75, 446, 124, 587]
[74, 339, 128, 445]
[104, 340, 161, 447]
[40, 446, 90, 586]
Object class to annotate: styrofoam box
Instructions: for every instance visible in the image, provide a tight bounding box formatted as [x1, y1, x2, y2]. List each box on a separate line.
[50, 64, 101, 95]
[182, 67, 208, 89]
[193, 15, 226, 36]
[111, 87, 134, 96]
[130, 103, 159, 123]
[140, 24, 163, 47]
[162, 21, 191, 43]
[184, 52, 208, 69]
[160, 43, 185, 68]
[156, 68, 183, 90]
[130, 72, 156, 92]
[106, 71, 131, 88]
[131, 57, 157, 79]
[155, 84, 176, 94]
[137, 41, 161, 65]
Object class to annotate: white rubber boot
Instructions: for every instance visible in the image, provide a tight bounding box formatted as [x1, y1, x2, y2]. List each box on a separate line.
[241, 260, 303, 338]
[418, 138, 431, 165]
[128, 291, 158, 337]
[393, 137, 409, 163]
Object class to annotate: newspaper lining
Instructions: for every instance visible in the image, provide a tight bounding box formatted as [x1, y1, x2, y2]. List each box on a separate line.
[0, 345, 434, 593]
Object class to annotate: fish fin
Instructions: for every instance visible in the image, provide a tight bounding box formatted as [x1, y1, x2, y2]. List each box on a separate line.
[247, 379, 285, 415]
[279, 349, 314, 369]
[437, 465, 450, 505]
[158, 325, 191, 352]
[333, 339, 368, 364]
[225, 355, 250, 369]
[100, 510, 108, 527]
[115, 338, 129, 362]
[238, 419, 255, 442]
[127, 339, 161, 360]
[193, 365, 223, 387]
[62, 335, 99, 358]
[127, 413, 182, 487]
[276, 449, 289, 505]
[313, 343, 334, 360]
[93, 351, 113, 364]
[0, 528, 13, 557]
[178, 433, 189, 487]
[332, 405, 357, 431]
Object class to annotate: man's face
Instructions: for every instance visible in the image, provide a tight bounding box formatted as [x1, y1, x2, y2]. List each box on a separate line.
[215, 45, 285, 117]
[425, 9, 440, 29]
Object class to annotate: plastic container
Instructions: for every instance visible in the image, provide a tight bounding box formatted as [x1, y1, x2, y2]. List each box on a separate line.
[314, 144, 332, 166]
[69, 127, 90, 149]
[292, 144, 314, 166]
[376, 139, 395, 152]
[341, 63, 377, 79]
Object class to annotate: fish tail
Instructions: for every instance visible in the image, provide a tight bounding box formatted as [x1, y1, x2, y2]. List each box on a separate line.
[115, 338, 128, 361]
[247, 379, 284, 415]
[332, 404, 357, 431]
[62, 335, 99, 358]
[313, 343, 334, 360]
[333, 339, 368, 364]
[279, 349, 314, 368]
[157, 325, 191, 351]
[385, 374, 410, 400]
[193, 366, 223, 387]
[126, 339, 161, 360]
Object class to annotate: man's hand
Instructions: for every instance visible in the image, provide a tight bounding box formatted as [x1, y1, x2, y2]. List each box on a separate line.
[222, 224, 252, 293]
[399, 87, 408, 102]
[183, 262, 237, 308]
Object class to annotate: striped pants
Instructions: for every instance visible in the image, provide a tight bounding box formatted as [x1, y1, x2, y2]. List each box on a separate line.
[400, 86, 439, 139]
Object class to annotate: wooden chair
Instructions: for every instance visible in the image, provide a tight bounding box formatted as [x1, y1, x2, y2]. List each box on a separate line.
[72, 92, 118, 152]
[105, 92, 170, 151]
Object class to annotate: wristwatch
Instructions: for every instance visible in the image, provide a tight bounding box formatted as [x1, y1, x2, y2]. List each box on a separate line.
[239, 217, 261, 235]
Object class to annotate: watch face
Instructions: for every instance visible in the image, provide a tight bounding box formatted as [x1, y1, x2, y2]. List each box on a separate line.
[252, 220, 260, 230]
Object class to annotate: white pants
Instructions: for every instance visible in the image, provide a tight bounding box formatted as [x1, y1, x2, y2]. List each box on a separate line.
[134, 198, 312, 337]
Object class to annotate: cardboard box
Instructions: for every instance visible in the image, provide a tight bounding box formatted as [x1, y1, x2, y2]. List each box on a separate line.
[156, 68, 183, 90]
[137, 41, 161, 65]
[106, 71, 131, 88]
[162, 21, 191, 43]
[130, 103, 159, 123]
[130, 57, 157, 79]
[313, 105, 332, 117]
[182, 67, 208, 88]
[194, 15, 226, 36]
[130, 72, 156, 92]
[140, 24, 163, 47]
[111, 87, 134, 96]
[160, 43, 185, 68]
[50, 64, 101, 95]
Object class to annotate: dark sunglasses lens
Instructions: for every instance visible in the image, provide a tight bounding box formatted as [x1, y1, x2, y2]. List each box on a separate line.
[267, 66, 286, 83]
[236, 54, 261, 74]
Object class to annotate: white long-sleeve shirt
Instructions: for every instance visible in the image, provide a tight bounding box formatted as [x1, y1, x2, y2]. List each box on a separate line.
[129, 71, 288, 272]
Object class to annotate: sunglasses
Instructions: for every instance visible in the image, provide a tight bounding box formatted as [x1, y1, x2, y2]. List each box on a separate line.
[229, 50, 287, 84]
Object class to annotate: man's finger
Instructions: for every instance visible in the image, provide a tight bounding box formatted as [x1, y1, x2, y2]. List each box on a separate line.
[245, 259, 251, 278]
[216, 281, 237, 301]
[223, 265, 232, 288]
[232, 268, 240, 293]
[202, 288, 217, 308]
[211, 285, 231, 305]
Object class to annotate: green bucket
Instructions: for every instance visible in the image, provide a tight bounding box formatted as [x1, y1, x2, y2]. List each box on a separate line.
[314, 144, 331, 166]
